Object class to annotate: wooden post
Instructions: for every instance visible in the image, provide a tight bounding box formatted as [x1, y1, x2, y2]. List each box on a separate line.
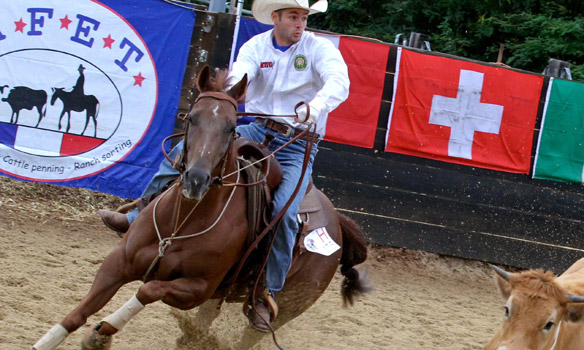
[497, 44, 505, 64]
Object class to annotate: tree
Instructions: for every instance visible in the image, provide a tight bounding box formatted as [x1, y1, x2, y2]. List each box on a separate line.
[311, 0, 584, 81]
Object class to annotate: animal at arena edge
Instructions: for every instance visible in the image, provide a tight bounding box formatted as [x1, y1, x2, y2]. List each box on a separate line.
[1, 86, 47, 127]
[483, 260, 584, 350]
[31, 65, 369, 350]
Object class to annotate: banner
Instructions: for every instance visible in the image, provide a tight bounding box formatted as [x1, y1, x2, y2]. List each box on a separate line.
[0, 0, 195, 198]
[533, 78, 584, 183]
[232, 17, 387, 148]
[320, 35, 389, 148]
[386, 48, 543, 173]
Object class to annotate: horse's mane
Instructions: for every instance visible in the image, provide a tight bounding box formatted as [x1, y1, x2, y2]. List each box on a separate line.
[208, 69, 231, 92]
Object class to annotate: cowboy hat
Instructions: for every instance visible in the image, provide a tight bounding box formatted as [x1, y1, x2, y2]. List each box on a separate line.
[251, 0, 328, 25]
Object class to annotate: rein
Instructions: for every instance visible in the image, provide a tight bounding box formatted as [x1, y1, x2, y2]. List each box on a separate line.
[142, 163, 241, 282]
[146, 91, 316, 350]
[548, 320, 562, 350]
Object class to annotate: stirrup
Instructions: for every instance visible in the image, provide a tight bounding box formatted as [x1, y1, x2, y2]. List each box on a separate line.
[242, 288, 278, 321]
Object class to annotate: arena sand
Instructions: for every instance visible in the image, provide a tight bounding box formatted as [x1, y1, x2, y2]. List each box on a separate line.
[0, 177, 504, 349]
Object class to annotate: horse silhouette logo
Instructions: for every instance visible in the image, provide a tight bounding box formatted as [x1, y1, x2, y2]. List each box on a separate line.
[50, 64, 100, 137]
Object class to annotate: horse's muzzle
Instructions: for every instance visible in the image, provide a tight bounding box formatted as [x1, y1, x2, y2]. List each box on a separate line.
[182, 167, 211, 200]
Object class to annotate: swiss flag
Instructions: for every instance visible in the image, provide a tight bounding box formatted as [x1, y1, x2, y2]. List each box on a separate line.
[386, 48, 543, 173]
[320, 35, 389, 148]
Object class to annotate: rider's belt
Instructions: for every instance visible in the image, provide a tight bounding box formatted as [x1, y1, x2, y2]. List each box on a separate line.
[255, 118, 319, 142]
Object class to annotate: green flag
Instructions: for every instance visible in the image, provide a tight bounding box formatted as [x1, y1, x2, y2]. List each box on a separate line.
[533, 78, 584, 183]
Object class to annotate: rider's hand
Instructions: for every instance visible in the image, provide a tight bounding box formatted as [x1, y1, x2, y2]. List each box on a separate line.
[296, 103, 320, 125]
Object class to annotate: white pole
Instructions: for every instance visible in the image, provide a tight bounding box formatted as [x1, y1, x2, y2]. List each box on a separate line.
[228, 0, 243, 70]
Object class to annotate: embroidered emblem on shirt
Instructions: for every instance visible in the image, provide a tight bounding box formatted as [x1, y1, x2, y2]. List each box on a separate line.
[294, 54, 307, 70]
[260, 61, 273, 68]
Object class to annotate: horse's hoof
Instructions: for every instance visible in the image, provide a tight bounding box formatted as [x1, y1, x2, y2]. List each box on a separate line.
[80, 323, 112, 350]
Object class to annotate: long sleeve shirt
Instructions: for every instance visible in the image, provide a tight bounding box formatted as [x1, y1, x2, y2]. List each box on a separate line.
[229, 29, 350, 136]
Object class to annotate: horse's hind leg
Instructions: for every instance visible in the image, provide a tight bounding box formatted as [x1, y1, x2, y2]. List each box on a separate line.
[81, 113, 89, 136]
[57, 111, 65, 130]
[32, 246, 132, 350]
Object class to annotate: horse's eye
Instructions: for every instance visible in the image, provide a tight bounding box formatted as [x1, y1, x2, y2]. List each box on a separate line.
[189, 116, 199, 126]
[543, 321, 554, 331]
[504, 306, 509, 318]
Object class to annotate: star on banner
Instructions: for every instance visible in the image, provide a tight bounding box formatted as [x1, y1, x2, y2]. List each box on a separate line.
[60, 15, 72, 30]
[103, 35, 115, 49]
[133, 73, 145, 87]
[15, 18, 27, 33]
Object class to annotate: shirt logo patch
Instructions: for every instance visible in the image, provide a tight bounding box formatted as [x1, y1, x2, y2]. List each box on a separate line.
[294, 55, 307, 71]
[260, 61, 273, 69]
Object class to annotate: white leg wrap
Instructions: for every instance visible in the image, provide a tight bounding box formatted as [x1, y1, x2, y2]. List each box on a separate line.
[31, 324, 68, 350]
[102, 294, 145, 331]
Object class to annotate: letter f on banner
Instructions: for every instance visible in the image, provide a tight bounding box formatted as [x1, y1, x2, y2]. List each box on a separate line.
[429, 70, 503, 159]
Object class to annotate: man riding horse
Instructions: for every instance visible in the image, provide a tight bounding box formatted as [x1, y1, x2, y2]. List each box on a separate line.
[98, 0, 349, 332]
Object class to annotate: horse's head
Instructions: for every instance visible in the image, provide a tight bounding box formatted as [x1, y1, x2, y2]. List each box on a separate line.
[50, 88, 64, 105]
[181, 65, 247, 200]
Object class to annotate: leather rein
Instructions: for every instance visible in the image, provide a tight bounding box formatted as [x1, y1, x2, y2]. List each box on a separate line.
[150, 92, 317, 349]
[148, 92, 317, 273]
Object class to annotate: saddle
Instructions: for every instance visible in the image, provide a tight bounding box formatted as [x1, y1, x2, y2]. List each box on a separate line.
[235, 138, 329, 253]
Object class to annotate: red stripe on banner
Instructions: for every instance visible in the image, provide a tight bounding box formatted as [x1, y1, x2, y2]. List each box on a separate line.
[60, 134, 106, 156]
[324, 37, 390, 148]
[386, 49, 543, 173]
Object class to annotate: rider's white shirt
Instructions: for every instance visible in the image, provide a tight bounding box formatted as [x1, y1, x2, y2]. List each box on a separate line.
[229, 30, 350, 136]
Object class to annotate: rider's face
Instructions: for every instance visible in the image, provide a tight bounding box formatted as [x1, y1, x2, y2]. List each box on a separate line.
[271, 8, 309, 47]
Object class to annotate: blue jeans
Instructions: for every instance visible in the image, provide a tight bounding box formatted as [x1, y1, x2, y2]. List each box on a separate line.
[126, 142, 184, 223]
[129, 122, 318, 292]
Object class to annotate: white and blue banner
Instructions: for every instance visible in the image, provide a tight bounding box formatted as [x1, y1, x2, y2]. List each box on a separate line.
[0, 0, 195, 198]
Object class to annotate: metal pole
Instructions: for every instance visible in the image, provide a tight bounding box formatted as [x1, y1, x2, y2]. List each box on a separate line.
[208, 0, 226, 12]
[228, 0, 244, 69]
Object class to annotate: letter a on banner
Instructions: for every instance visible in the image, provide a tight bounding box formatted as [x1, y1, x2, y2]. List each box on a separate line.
[386, 48, 543, 174]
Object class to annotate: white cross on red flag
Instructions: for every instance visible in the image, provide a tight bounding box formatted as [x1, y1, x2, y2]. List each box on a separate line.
[386, 48, 544, 173]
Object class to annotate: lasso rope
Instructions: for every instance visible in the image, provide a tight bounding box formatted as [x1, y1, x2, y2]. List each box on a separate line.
[143, 162, 241, 281]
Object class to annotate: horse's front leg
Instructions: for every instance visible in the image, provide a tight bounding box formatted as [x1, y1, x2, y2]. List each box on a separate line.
[57, 110, 66, 130]
[92, 277, 213, 340]
[32, 246, 133, 350]
[140, 277, 213, 310]
[66, 111, 72, 133]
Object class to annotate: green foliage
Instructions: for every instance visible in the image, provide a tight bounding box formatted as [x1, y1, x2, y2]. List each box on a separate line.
[310, 0, 584, 81]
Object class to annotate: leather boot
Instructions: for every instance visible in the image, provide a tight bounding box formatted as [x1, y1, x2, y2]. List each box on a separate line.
[98, 210, 130, 237]
[245, 288, 278, 333]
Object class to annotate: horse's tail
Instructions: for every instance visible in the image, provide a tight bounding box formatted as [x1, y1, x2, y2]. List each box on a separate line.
[338, 212, 371, 307]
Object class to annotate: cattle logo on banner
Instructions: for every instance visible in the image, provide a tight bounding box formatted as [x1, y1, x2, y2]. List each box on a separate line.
[0, 1, 157, 181]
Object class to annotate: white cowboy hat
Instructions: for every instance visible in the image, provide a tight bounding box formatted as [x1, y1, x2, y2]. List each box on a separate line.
[251, 0, 328, 25]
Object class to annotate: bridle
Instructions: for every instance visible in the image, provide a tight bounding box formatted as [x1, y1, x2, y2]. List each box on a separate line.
[548, 320, 562, 350]
[161, 91, 239, 185]
[149, 90, 317, 349]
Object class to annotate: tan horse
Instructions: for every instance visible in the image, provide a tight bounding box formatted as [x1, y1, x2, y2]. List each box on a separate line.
[32, 65, 369, 350]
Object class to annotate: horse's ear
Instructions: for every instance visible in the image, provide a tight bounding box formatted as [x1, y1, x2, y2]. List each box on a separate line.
[227, 73, 247, 103]
[197, 65, 212, 92]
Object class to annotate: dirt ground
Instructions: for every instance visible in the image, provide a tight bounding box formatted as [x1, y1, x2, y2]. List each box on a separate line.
[0, 176, 505, 350]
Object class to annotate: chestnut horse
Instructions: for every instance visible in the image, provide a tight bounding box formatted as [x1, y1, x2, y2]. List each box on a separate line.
[32, 65, 369, 350]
